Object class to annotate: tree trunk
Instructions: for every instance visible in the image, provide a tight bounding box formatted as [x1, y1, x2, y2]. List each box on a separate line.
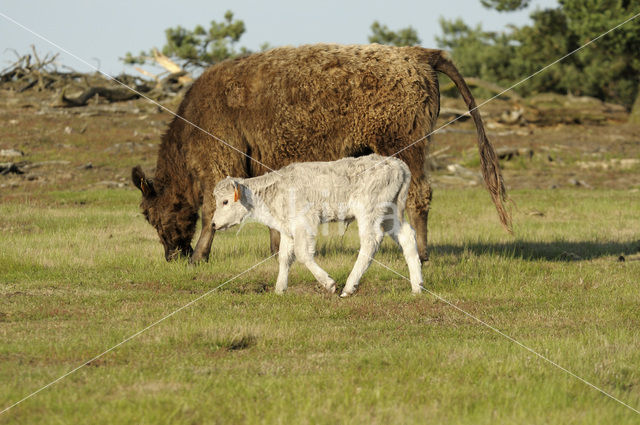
[630, 89, 640, 125]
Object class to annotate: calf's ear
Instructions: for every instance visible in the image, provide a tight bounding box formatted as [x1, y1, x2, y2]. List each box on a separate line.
[233, 181, 241, 202]
[132, 166, 156, 198]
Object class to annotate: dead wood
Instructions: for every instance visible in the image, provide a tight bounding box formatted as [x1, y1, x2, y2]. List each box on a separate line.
[151, 48, 192, 85]
[430, 146, 451, 158]
[439, 107, 471, 121]
[0, 162, 24, 175]
[495, 147, 534, 161]
[59, 86, 140, 107]
[629, 91, 640, 124]
[2, 46, 194, 106]
[1, 47, 168, 105]
[132, 51, 193, 96]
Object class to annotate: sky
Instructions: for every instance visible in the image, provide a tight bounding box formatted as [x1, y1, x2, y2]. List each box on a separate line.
[1, 0, 558, 76]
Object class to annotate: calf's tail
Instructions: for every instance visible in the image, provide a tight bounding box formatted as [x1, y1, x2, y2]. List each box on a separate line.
[427, 49, 512, 233]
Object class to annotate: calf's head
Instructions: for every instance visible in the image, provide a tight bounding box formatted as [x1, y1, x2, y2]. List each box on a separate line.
[212, 178, 250, 231]
[132, 166, 198, 261]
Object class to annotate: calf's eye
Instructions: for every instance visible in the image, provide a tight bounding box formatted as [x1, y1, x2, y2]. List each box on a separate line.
[223, 200, 228, 205]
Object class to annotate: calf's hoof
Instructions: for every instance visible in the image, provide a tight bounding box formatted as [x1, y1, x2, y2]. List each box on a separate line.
[340, 291, 353, 298]
[325, 280, 336, 294]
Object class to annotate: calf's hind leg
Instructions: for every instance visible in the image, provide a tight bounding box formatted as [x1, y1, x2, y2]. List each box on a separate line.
[340, 219, 384, 297]
[385, 220, 423, 294]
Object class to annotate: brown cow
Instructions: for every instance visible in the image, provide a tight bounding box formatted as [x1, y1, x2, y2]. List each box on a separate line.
[132, 44, 510, 262]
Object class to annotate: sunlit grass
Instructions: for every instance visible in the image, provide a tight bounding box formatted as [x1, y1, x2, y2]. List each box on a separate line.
[1, 188, 639, 424]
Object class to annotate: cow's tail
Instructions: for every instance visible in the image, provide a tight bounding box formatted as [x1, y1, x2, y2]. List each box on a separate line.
[429, 49, 512, 233]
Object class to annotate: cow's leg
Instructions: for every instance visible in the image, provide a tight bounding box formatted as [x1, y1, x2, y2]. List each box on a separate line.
[191, 193, 216, 264]
[340, 219, 383, 297]
[294, 226, 336, 293]
[275, 234, 295, 294]
[269, 227, 281, 255]
[406, 175, 432, 263]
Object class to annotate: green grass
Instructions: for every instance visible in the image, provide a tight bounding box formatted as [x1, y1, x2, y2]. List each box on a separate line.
[1, 188, 639, 424]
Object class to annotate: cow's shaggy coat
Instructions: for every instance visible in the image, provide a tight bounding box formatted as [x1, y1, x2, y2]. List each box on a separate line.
[212, 154, 423, 296]
[132, 44, 510, 262]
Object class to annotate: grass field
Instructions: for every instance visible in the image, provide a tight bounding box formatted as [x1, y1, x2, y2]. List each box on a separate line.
[1, 186, 639, 424]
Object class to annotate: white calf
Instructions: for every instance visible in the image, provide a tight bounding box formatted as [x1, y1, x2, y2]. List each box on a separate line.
[212, 154, 423, 296]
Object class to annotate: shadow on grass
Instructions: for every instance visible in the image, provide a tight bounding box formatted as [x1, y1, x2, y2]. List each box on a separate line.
[431, 239, 640, 262]
[314, 239, 640, 262]
[208, 237, 639, 264]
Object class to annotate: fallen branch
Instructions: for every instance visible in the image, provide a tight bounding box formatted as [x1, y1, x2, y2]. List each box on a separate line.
[60, 86, 140, 107]
[134, 66, 158, 82]
[0, 162, 24, 175]
[439, 107, 471, 121]
[495, 147, 534, 161]
[152, 48, 192, 85]
[429, 146, 451, 158]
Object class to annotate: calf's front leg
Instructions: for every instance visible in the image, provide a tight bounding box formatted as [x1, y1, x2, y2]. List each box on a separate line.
[275, 235, 295, 294]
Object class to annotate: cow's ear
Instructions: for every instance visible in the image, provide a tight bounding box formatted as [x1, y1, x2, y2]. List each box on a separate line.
[233, 181, 241, 202]
[132, 166, 156, 198]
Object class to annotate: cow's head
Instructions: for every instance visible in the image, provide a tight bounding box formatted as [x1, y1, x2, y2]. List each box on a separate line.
[132, 166, 198, 261]
[212, 178, 251, 231]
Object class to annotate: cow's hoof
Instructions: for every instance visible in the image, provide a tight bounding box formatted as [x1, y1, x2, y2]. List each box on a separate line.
[189, 255, 205, 265]
[340, 292, 351, 298]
